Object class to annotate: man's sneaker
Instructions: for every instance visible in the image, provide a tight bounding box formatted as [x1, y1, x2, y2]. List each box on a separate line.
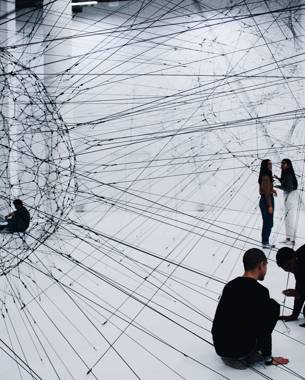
[262, 243, 276, 249]
[280, 238, 295, 245]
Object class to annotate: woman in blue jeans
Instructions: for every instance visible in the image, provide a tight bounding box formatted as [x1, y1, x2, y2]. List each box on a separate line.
[258, 160, 277, 249]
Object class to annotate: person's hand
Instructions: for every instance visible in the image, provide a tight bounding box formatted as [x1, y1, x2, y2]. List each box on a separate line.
[272, 357, 289, 365]
[268, 206, 273, 214]
[283, 289, 300, 298]
[5, 212, 13, 220]
[278, 314, 298, 321]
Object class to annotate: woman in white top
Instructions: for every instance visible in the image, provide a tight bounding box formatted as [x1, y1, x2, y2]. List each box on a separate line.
[274, 159, 298, 245]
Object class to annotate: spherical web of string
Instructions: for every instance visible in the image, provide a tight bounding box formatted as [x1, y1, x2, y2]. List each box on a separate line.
[0, 50, 76, 275]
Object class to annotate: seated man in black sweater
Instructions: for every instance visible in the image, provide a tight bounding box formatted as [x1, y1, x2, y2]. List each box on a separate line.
[212, 248, 288, 368]
[0, 199, 30, 233]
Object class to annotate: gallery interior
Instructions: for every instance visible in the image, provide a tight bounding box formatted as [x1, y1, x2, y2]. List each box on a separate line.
[0, 0, 305, 379]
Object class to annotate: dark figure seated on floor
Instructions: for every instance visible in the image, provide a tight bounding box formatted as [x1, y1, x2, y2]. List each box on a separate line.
[0, 199, 30, 233]
[212, 248, 289, 368]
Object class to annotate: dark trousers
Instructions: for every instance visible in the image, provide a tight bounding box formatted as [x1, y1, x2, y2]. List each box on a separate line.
[259, 196, 274, 244]
[219, 299, 279, 365]
[0, 221, 25, 233]
[256, 299, 279, 357]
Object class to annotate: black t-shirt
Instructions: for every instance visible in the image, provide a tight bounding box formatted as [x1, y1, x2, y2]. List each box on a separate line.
[212, 277, 276, 358]
[280, 172, 298, 192]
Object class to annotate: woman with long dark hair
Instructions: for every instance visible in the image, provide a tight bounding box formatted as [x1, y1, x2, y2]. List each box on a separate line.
[274, 158, 298, 245]
[259, 159, 277, 249]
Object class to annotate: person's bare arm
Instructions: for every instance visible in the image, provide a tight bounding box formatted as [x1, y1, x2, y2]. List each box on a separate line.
[283, 289, 300, 298]
[279, 289, 304, 321]
[278, 314, 298, 321]
[261, 176, 273, 212]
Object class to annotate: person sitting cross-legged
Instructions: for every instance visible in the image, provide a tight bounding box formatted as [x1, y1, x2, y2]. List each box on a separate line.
[212, 248, 289, 368]
[0, 199, 30, 233]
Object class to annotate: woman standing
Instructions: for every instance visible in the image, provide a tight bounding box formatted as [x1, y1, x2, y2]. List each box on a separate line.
[259, 159, 277, 249]
[274, 159, 298, 245]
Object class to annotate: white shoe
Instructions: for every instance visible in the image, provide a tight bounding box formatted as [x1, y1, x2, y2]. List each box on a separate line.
[262, 244, 276, 249]
[280, 239, 295, 245]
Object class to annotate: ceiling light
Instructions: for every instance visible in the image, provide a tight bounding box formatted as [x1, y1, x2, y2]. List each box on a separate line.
[71, 1, 98, 6]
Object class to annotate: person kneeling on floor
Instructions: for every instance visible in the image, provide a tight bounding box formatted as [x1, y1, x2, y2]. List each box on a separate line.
[212, 248, 288, 368]
[276, 245, 305, 326]
[0, 199, 30, 233]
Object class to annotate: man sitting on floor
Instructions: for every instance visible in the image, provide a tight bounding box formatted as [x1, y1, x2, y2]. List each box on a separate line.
[0, 199, 30, 233]
[212, 248, 288, 368]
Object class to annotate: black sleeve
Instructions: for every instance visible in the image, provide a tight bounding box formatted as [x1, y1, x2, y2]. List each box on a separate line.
[292, 296, 305, 318]
[293, 275, 305, 318]
[293, 247, 305, 317]
[254, 287, 279, 357]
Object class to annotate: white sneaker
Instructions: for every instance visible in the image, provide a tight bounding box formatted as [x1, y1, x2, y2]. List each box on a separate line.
[280, 239, 295, 245]
[262, 244, 276, 249]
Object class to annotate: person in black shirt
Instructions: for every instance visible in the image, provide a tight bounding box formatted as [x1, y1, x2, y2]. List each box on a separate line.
[274, 159, 298, 245]
[212, 248, 288, 368]
[0, 199, 30, 233]
[276, 245, 305, 324]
